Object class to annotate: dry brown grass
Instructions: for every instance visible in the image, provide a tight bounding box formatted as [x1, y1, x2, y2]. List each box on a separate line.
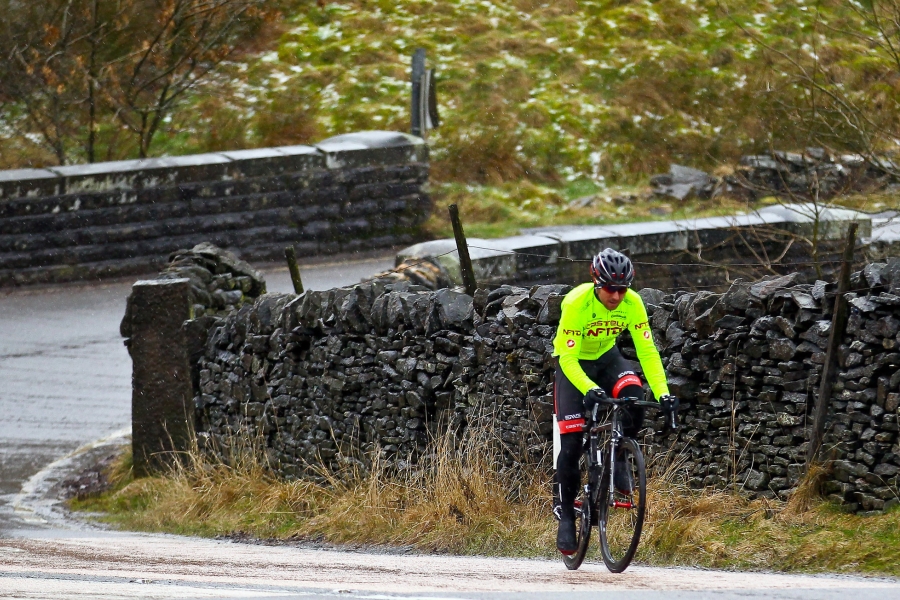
[76, 428, 900, 574]
[83, 419, 555, 555]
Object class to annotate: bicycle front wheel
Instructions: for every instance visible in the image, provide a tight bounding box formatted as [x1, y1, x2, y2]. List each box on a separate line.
[562, 486, 593, 570]
[597, 437, 646, 573]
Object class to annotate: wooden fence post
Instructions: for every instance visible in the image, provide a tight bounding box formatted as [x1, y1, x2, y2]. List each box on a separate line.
[284, 245, 304, 294]
[808, 222, 858, 465]
[448, 204, 477, 296]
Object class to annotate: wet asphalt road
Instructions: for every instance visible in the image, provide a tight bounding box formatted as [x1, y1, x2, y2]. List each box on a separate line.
[3, 528, 900, 599]
[0, 255, 395, 534]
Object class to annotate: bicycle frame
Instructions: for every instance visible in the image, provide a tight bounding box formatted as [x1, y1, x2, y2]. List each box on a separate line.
[586, 397, 662, 509]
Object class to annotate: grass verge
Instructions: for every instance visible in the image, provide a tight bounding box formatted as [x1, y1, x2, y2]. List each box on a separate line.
[424, 181, 898, 241]
[74, 430, 900, 576]
[425, 180, 769, 239]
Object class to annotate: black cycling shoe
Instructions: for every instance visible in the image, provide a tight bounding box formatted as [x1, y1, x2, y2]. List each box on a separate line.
[614, 458, 634, 494]
[557, 515, 577, 555]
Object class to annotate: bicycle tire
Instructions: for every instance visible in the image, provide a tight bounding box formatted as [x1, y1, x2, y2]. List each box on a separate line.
[597, 437, 646, 573]
[562, 492, 592, 570]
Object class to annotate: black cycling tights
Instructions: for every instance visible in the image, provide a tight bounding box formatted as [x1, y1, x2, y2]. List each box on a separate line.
[556, 432, 583, 520]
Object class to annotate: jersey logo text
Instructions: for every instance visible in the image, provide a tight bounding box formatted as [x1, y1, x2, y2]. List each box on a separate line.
[586, 326, 623, 337]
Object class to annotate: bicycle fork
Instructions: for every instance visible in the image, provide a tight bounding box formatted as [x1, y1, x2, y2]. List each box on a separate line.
[605, 407, 635, 510]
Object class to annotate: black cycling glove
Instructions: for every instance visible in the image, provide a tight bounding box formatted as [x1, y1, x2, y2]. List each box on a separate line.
[660, 394, 680, 431]
[583, 388, 607, 416]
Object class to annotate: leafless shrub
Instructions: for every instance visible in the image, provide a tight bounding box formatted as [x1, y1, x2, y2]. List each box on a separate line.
[0, 0, 272, 164]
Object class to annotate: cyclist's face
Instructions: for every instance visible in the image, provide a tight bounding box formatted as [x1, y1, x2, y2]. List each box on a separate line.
[596, 286, 626, 310]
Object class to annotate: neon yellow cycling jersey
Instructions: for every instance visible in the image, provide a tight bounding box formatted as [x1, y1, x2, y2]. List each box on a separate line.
[552, 283, 670, 399]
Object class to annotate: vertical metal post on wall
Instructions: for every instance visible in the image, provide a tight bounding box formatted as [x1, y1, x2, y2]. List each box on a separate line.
[411, 48, 426, 137]
[448, 204, 478, 296]
[808, 222, 858, 465]
[411, 48, 439, 139]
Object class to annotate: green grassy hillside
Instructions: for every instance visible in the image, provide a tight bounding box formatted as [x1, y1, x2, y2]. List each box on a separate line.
[156, 0, 883, 183]
[3, 1, 893, 236]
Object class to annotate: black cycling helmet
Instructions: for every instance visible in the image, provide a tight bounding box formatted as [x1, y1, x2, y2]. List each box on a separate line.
[591, 248, 634, 288]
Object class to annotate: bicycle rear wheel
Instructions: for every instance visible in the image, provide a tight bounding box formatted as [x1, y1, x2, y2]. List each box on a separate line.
[562, 490, 592, 570]
[597, 437, 646, 573]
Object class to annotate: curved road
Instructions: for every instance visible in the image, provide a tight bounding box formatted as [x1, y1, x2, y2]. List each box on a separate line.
[1, 254, 899, 599]
[0, 255, 395, 533]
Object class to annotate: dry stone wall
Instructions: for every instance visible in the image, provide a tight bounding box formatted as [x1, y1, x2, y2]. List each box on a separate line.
[190, 260, 900, 513]
[642, 272, 900, 513]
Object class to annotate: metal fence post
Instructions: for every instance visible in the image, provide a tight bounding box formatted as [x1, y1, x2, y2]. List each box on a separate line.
[411, 48, 426, 137]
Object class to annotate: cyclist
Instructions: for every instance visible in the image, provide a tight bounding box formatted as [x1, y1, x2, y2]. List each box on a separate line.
[552, 248, 678, 555]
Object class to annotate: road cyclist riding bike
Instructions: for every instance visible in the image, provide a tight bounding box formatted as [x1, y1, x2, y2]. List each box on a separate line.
[552, 248, 679, 571]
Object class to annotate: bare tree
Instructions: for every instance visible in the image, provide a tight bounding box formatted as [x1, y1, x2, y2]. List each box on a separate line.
[0, 1, 95, 164]
[100, 0, 268, 158]
[0, 0, 269, 164]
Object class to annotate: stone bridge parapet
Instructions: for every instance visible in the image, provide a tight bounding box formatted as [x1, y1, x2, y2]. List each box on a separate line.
[0, 131, 430, 287]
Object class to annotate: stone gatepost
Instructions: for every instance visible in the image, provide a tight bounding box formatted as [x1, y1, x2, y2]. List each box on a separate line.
[121, 278, 193, 476]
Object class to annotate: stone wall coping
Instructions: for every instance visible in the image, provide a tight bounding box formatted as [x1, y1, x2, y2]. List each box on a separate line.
[316, 140, 371, 153]
[472, 234, 558, 251]
[871, 222, 900, 243]
[218, 148, 295, 160]
[0, 131, 425, 201]
[755, 203, 869, 223]
[44, 153, 236, 195]
[133, 277, 191, 287]
[318, 131, 425, 149]
[0, 168, 59, 183]
[471, 235, 560, 270]
[272, 145, 324, 157]
[316, 131, 427, 170]
[0, 168, 63, 201]
[399, 203, 877, 285]
[49, 153, 231, 178]
[395, 239, 461, 264]
[522, 224, 620, 240]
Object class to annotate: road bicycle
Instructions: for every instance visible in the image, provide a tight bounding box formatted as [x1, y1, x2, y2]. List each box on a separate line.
[562, 395, 677, 573]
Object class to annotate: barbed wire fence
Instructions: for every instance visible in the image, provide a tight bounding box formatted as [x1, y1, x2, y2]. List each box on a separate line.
[328, 244, 872, 298]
